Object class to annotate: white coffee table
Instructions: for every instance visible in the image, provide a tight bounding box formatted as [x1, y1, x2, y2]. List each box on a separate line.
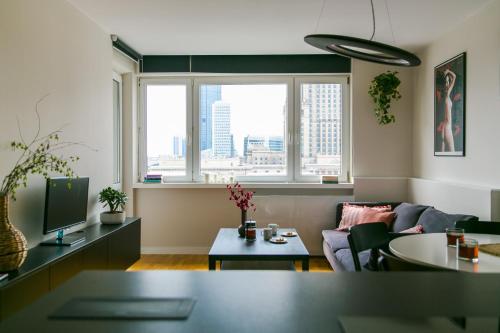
[389, 233, 500, 273]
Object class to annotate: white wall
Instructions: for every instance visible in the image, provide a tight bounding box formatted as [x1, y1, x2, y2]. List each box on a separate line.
[411, 0, 500, 219]
[136, 59, 415, 255]
[351, 60, 414, 178]
[0, 0, 115, 247]
[408, 178, 500, 220]
[412, 0, 500, 188]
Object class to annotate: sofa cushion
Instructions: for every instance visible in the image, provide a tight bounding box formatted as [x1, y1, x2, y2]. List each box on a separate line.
[335, 248, 371, 272]
[392, 203, 430, 232]
[335, 202, 402, 228]
[322, 230, 350, 252]
[417, 207, 478, 233]
[400, 224, 424, 234]
[337, 204, 394, 231]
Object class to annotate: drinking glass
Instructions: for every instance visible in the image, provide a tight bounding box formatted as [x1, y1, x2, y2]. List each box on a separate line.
[458, 238, 479, 263]
[445, 228, 465, 247]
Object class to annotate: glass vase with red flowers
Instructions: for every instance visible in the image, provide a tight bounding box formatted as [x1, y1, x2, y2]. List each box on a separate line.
[226, 183, 256, 237]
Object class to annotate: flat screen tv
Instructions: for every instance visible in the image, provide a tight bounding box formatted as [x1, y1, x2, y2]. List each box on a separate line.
[43, 177, 89, 234]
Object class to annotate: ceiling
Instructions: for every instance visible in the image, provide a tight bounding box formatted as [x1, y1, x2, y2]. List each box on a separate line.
[67, 0, 491, 55]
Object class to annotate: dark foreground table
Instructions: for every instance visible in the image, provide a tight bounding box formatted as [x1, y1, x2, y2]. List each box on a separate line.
[2, 271, 500, 333]
[208, 228, 310, 271]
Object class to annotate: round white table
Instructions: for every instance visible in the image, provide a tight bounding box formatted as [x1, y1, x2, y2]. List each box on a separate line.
[389, 233, 500, 273]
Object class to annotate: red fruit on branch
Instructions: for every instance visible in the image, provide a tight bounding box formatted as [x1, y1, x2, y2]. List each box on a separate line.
[226, 182, 256, 212]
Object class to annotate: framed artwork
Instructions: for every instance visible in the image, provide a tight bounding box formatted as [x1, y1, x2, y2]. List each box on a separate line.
[434, 52, 466, 156]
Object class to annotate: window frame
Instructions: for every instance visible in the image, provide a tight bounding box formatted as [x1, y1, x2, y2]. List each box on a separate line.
[294, 76, 350, 183]
[138, 74, 350, 184]
[139, 78, 193, 182]
[112, 72, 123, 186]
[193, 76, 293, 183]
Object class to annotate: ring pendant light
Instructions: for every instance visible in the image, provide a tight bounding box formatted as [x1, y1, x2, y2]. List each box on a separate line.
[304, 0, 421, 67]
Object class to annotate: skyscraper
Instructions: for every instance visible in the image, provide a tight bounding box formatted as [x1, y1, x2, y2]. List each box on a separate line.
[200, 85, 222, 151]
[301, 84, 342, 158]
[243, 136, 266, 157]
[172, 136, 186, 158]
[268, 136, 284, 152]
[212, 101, 232, 157]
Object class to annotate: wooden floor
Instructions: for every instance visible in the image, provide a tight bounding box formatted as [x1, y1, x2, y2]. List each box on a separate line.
[128, 255, 333, 272]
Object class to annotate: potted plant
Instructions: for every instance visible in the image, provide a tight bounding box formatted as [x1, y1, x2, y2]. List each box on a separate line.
[99, 187, 128, 224]
[368, 71, 402, 125]
[226, 182, 256, 237]
[0, 96, 80, 271]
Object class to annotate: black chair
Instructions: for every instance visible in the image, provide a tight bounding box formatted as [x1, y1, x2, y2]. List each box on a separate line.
[347, 223, 389, 272]
[455, 220, 500, 234]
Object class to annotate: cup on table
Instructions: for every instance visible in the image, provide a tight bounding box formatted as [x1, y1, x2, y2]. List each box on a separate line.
[268, 223, 279, 236]
[262, 228, 273, 241]
[445, 228, 465, 247]
[458, 238, 479, 263]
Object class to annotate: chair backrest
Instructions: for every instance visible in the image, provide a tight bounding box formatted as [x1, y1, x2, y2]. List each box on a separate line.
[347, 222, 389, 271]
[379, 249, 446, 272]
[454, 220, 500, 235]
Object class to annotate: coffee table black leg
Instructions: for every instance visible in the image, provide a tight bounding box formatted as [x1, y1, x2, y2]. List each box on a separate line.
[208, 257, 216, 270]
[302, 258, 309, 272]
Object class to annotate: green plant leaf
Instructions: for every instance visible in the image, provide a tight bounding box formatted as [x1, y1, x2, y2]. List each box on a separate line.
[368, 71, 402, 125]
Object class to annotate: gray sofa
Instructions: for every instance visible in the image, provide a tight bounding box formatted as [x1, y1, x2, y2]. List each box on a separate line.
[322, 202, 478, 272]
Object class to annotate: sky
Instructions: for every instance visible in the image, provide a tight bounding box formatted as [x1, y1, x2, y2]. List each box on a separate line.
[147, 84, 287, 157]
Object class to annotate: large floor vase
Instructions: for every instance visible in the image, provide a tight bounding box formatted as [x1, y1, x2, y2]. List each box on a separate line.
[0, 195, 28, 272]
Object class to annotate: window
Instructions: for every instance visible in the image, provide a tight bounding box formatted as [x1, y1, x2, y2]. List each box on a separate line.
[141, 79, 192, 181]
[112, 73, 122, 185]
[140, 75, 349, 183]
[195, 80, 290, 182]
[295, 77, 349, 181]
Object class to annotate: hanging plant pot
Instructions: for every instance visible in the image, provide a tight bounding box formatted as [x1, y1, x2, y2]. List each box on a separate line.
[368, 71, 402, 125]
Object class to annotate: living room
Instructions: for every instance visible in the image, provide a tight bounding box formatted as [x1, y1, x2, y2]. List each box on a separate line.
[1, 0, 500, 331]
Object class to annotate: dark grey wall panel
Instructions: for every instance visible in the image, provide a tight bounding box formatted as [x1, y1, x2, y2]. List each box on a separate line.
[141, 54, 351, 73]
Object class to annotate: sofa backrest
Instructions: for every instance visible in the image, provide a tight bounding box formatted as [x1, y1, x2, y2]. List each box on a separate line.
[335, 202, 402, 228]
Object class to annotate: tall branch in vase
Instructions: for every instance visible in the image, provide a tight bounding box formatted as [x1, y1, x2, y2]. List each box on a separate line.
[0, 95, 89, 272]
[227, 182, 256, 237]
[1, 95, 87, 199]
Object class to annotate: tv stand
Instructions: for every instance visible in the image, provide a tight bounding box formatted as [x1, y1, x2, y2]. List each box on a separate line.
[40, 229, 86, 246]
[0, 217, 141, 320]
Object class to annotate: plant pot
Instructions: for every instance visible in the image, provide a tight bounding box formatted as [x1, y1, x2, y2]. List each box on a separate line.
[100, 211, 126, 224]
[0, 195, 28, 272]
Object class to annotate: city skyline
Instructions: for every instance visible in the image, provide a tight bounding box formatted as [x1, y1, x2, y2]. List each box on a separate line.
[200, 85, 221, 151]
[147, 84, 286, 157]
[147, 83, 343, 177]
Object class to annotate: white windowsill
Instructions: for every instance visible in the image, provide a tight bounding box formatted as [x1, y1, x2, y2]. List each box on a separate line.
[132, 182, 354, 189]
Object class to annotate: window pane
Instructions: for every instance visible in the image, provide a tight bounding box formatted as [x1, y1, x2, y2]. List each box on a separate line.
[300, 83, 342, 176]
[146, 85, 187, 177]
[112, 79, 121, 184]
[199, 84, 287, 181]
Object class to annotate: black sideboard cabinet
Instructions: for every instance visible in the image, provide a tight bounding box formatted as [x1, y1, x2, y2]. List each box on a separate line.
[0, 217, 141, 320]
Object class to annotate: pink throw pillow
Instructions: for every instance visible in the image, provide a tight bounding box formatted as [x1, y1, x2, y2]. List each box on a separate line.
[337, 203, 394, 231]
[400, 224, 424, 234]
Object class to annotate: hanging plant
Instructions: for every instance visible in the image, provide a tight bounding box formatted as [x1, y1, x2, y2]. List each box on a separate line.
[368, 71, 402, 125]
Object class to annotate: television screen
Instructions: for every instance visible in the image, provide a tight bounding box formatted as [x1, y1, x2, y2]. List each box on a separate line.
[43, 177, 89, 234]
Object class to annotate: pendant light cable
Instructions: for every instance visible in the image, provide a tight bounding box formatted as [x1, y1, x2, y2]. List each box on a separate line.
[384, 0, 396, 43]
[314, 0, 327, 33]
[369, 0, 376, 41]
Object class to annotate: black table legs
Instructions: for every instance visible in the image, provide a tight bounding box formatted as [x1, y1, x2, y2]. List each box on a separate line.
[302, 258, 309, 272]
[208, 257, 216, 270]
